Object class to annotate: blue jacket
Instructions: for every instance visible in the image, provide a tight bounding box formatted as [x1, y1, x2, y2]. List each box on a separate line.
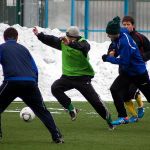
[106, 28, 147, 76]
[0, 40, 38, 82]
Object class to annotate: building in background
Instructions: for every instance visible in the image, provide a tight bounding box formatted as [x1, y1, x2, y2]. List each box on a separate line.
[0, 0, 150, 42]
[0, 0, 23, 25]
[0, 0, 45, 27]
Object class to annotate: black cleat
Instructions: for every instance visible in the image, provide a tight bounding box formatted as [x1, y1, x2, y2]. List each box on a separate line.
[69, 108, 79, 121]
[108, 122, 115, 130]
[52, 130, 64, 144]
[53, 137, 64, 144]
[106, 114, 115, 130]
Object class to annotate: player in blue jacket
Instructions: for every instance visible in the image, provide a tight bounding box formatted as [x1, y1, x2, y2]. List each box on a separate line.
[102, 16, 150, 125]
[0, 27, 64, 143]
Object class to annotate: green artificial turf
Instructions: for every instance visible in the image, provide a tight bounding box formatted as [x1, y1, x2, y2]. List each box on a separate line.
[1, 101, 150, 150]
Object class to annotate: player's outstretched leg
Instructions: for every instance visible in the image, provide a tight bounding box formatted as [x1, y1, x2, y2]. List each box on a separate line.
[111, 117, 129, 125]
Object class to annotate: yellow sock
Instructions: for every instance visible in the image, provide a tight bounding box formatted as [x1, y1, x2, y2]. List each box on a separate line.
[125, 100, 137, 117]
[135, 94, 143, 108]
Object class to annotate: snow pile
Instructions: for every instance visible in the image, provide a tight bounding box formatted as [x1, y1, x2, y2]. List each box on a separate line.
[0, 23, 148, 101]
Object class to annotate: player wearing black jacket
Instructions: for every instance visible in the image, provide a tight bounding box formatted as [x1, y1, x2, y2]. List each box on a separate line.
[33, 26, 114, 130]
[121, 16, 150, 122]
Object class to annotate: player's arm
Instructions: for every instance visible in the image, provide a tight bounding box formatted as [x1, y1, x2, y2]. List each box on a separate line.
[33, 27, 62, 50]
[141, 34, 150, 61]
[69, 39, 90, 56]
[37, 33, 62, 50]
[107, 42, 118, 57]
[103, 41, 131, 67]
[61, 36, 90, 57]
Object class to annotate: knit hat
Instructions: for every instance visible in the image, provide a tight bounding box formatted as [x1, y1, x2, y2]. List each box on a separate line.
[106, 16, 121, 35]
[66, 26, 80, 38]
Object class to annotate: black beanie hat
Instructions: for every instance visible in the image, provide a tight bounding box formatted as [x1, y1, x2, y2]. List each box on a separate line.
[106, 16, 121, 35]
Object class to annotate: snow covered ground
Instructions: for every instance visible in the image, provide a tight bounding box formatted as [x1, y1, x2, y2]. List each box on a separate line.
[0, 23, 149, 101]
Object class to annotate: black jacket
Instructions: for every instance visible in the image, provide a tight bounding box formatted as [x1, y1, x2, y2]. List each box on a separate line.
[130, 30, 150, 61]
[37, 33, 93, 80]
[37, 32, 90, 57]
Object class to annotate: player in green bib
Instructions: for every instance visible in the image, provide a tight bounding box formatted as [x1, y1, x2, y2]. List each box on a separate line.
[33, 26, 114, 130]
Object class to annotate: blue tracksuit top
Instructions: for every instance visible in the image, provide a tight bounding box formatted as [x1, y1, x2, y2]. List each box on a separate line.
[106, 28, 147, 76]
[0, 40, 38, 82]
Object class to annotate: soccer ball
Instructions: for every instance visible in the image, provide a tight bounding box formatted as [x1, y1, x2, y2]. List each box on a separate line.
[20, 107, 35, 122]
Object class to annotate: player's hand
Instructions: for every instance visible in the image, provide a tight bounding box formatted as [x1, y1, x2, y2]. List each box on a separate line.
[108, 50, 115, 56]
[33, 27, 39, 36]
[61, 36, 70, 45]
[102, 54, 108, 62]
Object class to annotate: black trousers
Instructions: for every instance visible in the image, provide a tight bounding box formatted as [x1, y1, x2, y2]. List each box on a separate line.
[110, 71, 150, 117]
[0, 81, 61, 140]
[125, 84, 139, 101]
[51, 76, 109, 120]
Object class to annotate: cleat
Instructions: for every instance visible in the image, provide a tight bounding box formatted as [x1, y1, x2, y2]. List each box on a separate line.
[129, 116, 138, 123]
[53, 137, 64, 144]
[69, 108, 79, 121]
[52, 131, 64, 144]
[106, 114, 115, 130]
[138, 107, 144, 119]
[108, 123, 115, 130]
[111, 117, 129, 125]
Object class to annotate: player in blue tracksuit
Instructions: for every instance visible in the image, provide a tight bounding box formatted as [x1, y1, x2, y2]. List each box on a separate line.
[106, 28, 146, 76]
[0, 27, 64, 143]
[102, 16, 150, 125]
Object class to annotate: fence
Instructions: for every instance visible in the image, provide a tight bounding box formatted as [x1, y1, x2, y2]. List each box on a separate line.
[0, 0, 150, 42]
[46, 0, 150, 42]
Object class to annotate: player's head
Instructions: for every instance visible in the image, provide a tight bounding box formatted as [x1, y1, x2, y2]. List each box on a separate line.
[66, 26, 80, 40]
[106, 16, 120, 41]
[122, 16, 135, 25]
[122, 16, 135, 32]
[3, 27, 18, 41]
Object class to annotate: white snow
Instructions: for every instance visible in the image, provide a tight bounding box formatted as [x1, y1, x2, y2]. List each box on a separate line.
[0, 23, 149, 101]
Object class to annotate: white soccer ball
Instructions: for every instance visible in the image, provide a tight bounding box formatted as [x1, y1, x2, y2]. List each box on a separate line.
[20, 107, 35, 122]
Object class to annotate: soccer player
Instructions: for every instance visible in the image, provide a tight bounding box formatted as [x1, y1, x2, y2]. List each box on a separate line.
[33, 26, 114, 130]
[121, 16, 150, 122]
[0, 27, 64, 143]
[102, 16, 150, 125]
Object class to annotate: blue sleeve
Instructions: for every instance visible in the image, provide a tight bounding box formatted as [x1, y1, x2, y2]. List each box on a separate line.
[30, 56, 38, 82]
[107, 42, 119, 57]
[106, 39, 132, 69]
[108, 42, 116, 50]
